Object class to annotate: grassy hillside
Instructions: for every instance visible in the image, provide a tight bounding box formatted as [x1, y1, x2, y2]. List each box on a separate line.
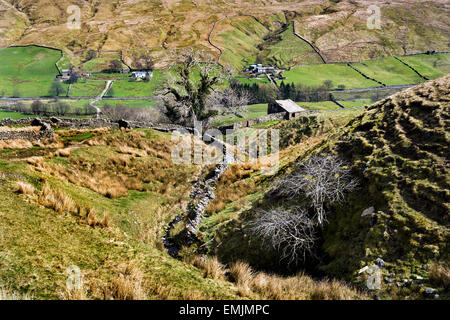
[399, 53, 450, 80]
[316, 76, 450, 298]
[2, 1, 448, 68]
[0, 128, 243, 299]
[0, 46, 67, 97]
[200, 76, 450, 299]
[259, 23, 322, 68]
[212, 16, 269, 69]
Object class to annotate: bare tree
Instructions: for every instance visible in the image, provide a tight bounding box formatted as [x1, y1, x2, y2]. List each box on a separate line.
[206, 87, 253, 115]
[248, 208, 316, 265]
[278, 155, 358, 225]
[101, 104, 165, 123]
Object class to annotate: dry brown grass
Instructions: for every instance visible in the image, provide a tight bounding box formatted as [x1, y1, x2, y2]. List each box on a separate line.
[0, 139, 33, 150]
[38, 183, 76, 214]
[15, 181, 35, 196]
[227, 261, 365, 300]
[107, 261, 146, 300]
[54, 147, 73, 157]
[190, 255, 226, 281]
[27, 130, 191, 199]
[429, 262, 450, 290]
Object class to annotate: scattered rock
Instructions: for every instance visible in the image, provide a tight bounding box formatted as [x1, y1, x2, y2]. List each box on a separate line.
[361, 206, 375, 217]
[425, 287, 436, 295]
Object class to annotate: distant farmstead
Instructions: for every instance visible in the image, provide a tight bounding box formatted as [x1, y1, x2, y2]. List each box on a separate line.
[56, 69, 72, 82]
[132, 71, 153, 80]
[268, 99, 306, 119]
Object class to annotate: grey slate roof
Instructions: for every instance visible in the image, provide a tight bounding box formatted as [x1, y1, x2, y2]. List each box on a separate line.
[274, 99, 306, 113]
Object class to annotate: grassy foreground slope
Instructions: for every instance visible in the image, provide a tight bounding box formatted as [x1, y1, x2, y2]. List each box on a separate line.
[0, 129, 239, 299]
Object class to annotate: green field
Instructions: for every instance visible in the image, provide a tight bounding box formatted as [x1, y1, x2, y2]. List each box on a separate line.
[69, 81, 106, 97]
[281, 64, 378, 89]
[296, 101, 341, 111]
[0, 110, 34, 120]
[350, 56, 425, 86]
[398, 53, 450, 79]
[0, 46, 68, 97]
[261, 24, 322, 68]
[235, 76, 270, 86]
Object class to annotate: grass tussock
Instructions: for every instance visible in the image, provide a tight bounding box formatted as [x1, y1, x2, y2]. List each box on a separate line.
[15, 181, 35, 196]
[35, 183, 110, 228]
[0, 139, 33, 150]
[228, 261, 364, 300]
[429, 262, 450, 290]
[39, 183, 76, 214]
[190, 255, 226, 281]
[106, 261, 146, 300]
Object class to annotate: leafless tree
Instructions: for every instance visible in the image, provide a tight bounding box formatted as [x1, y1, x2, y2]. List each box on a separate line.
[248, 208, 316, 265]
[101, 104, 165, 123]
[206, 87, 253, 115]
[278, 155, 358, 225]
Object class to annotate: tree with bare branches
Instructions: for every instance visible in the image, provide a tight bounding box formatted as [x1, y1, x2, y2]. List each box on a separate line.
[206, 87, 253, 115]
[279, 154, 358, 225]
[248, 208, 316, 265]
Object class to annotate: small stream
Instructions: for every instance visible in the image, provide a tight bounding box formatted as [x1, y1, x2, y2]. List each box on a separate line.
[163, 156, 231, 257]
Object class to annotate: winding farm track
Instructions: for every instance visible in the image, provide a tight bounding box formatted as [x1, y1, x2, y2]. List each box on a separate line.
[89, 80, 114, 118]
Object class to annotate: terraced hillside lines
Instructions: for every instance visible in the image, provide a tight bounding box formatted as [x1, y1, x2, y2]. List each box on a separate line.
[350, 57, 426, 86]
[399, 53, 450, 80]
[0, 46, 67, 97]
[318, 75, 450, 285]
[281, 63, 378, 90]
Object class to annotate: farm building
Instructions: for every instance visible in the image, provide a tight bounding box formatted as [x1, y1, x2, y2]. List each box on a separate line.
[56, 69, 72, 82]
[132, 71, 153, 80]
[268, 99, 306, 119]
[249, 64, 277, 75]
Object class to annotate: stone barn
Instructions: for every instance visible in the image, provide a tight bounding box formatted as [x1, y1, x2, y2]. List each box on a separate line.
[268, 99, 306, 120]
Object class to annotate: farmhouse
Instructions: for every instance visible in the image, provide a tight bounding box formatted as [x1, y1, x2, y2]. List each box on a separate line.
[132, 71, 153, 80]
[56, 69, 72, 82]
[248, 64, 277, 75]
[268, 99, 306, 119]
